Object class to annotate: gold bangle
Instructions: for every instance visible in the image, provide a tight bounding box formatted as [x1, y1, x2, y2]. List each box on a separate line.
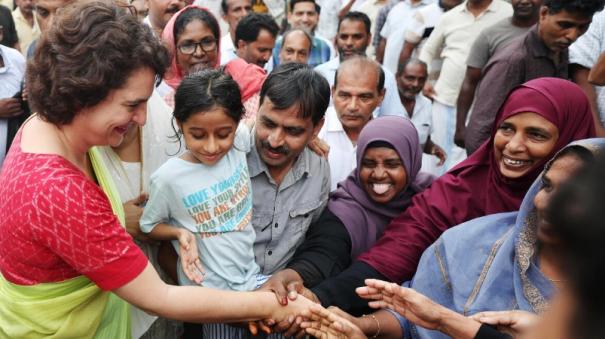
[364, 313, 381, 338]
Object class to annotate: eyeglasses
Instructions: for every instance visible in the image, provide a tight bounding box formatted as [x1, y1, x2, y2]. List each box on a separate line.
[178, 39, 217, 55]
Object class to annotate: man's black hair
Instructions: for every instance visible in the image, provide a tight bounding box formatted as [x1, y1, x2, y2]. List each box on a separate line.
[543, 0, 604, 17]
[336, 11, 371, 35]
[260, 62, 330, 125]
[235, 13, 279, 45]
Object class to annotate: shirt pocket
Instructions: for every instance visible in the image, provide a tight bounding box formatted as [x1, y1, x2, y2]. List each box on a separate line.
[288, 200, 323, 235]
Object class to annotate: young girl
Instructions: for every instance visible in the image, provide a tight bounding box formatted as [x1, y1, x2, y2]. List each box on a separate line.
[140, 70, 264, 338]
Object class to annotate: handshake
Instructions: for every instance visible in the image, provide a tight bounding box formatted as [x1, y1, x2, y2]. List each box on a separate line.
[247, 269, 368, 339]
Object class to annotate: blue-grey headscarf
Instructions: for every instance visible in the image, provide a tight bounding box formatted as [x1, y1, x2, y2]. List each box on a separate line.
[396, 138, 605, 339]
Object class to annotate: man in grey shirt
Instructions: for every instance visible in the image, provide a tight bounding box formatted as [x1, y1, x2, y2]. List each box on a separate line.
[247, 62, 332, 275]
[454, 0, 540, 148]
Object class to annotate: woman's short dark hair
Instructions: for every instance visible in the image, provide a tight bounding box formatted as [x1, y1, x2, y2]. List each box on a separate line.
[27, 0, 169, 125]
[260, 62, 330, 126]
[173, 69, 244, 125]
[174, 7, 220, 44]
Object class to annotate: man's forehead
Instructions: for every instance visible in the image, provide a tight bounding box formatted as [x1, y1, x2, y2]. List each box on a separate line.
[35, 0, 68, 9]
[260, 101, 312, 127]
[338, 20, 366, 34]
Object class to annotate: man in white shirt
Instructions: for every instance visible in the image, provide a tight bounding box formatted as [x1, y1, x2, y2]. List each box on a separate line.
[219, 0, 252, 65]
[397, 58, 446, 173]
[319, 56, 385, 190]
[315, 11, 406, 118]
[12, 0, 39, 54]
[377, 0, 433, 74]
[418, 0, 511, 173]
[0, 44, 25, 167]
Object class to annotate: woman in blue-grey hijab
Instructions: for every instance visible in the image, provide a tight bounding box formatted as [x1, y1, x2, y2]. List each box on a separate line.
[300, 138, 605, 339]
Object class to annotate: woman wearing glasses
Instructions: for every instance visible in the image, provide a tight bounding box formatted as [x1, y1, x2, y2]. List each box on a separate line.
[160, 5, 266, 118]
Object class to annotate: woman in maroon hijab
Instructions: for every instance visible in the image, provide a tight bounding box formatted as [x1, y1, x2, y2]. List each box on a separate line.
[295, 78, 596, 315]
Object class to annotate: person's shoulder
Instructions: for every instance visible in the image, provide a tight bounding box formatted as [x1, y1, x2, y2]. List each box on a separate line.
[486, 34, 527, 65]
[150, 157, 184, 182]
[438, 211, 517, 252]
[304, 147, 330, 176]
[482, 17, 514, 35]
[0, 44, 24, 64]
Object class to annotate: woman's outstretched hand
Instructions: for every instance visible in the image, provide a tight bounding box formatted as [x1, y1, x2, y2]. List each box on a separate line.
[357, 279, 444, 330]
[300, 304, 367, 339]
[470, 310, 538, 337]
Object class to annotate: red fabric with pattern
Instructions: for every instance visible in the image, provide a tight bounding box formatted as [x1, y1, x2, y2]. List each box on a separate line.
[0, 133, 147, 291]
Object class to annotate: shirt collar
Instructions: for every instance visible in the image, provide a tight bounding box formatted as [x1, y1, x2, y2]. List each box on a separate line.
[528, 24, 561, 60]
[325, 107, 345, 133]
[460, 0, 500, 14]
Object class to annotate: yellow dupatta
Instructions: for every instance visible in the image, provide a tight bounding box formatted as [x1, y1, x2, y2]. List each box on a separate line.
[0, 147, 131, 338]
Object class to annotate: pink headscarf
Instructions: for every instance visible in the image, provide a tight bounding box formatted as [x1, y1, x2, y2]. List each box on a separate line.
[162, 5, 222, 89]
[161, 5, 266, 102]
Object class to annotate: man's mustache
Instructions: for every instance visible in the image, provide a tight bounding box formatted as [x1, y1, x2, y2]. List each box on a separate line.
[261, 140, 289, 155]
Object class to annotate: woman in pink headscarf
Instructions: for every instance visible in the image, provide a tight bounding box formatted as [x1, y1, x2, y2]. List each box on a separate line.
[158, 5, 265, 117]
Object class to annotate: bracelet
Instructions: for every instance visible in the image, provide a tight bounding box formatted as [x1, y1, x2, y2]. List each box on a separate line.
[364, 313, 381, 338]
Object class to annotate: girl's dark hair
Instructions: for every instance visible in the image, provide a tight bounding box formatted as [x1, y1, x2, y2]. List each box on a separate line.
[174, 7, 220, 43]
[172, 69, 244, 152]
[27, 0, 169, 125]
[173, 69, 244, 125]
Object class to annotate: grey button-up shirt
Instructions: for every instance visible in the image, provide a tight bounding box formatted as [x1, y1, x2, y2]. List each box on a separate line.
[247, 137, 331, 275]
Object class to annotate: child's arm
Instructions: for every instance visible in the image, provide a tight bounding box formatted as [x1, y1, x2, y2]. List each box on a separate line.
[148, 224, 205, 285]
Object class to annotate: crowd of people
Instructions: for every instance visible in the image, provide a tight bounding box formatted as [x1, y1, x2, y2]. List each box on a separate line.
[1, 0, 605, 338]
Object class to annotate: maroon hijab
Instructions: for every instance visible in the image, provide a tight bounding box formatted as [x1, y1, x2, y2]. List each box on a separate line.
[328, 116, 434, 259]
[359, 77, 596, 283]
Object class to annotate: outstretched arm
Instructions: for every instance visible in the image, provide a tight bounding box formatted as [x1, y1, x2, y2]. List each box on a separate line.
[114, 263, 316, 324]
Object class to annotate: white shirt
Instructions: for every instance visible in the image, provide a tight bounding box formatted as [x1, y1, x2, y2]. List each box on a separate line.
[318, 106, 357, 191]
[418, 0, 512, 106]
[407, 93, 432, 148]
[314, 57, 407, 117]
[0, 45, 26, 168]
[316, 0, 341, 41]
[570, 10, 605, 125]
[380, 0, 433, 39]
[220, 33, 239, 65]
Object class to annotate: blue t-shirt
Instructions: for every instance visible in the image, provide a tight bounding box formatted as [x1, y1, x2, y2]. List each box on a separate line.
[140, 125, 260, 291]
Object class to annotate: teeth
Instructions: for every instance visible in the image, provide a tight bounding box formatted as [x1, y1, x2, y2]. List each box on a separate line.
[503, 157, 530, 167]
[372, 183, 391, 195]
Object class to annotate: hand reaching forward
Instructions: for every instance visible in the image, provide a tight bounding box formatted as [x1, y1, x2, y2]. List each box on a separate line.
[470, 310, 538, 337]
[300, 304, 367, 339]
[308, 137, 330, 158]
[357, 279, 444, 331]
[177, 229, 205, 284]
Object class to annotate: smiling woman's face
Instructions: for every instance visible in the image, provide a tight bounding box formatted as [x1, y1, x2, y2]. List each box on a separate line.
[176, 19, 218, 76]
[359, 146, 408, 204]
[493, 112, 559, 179]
